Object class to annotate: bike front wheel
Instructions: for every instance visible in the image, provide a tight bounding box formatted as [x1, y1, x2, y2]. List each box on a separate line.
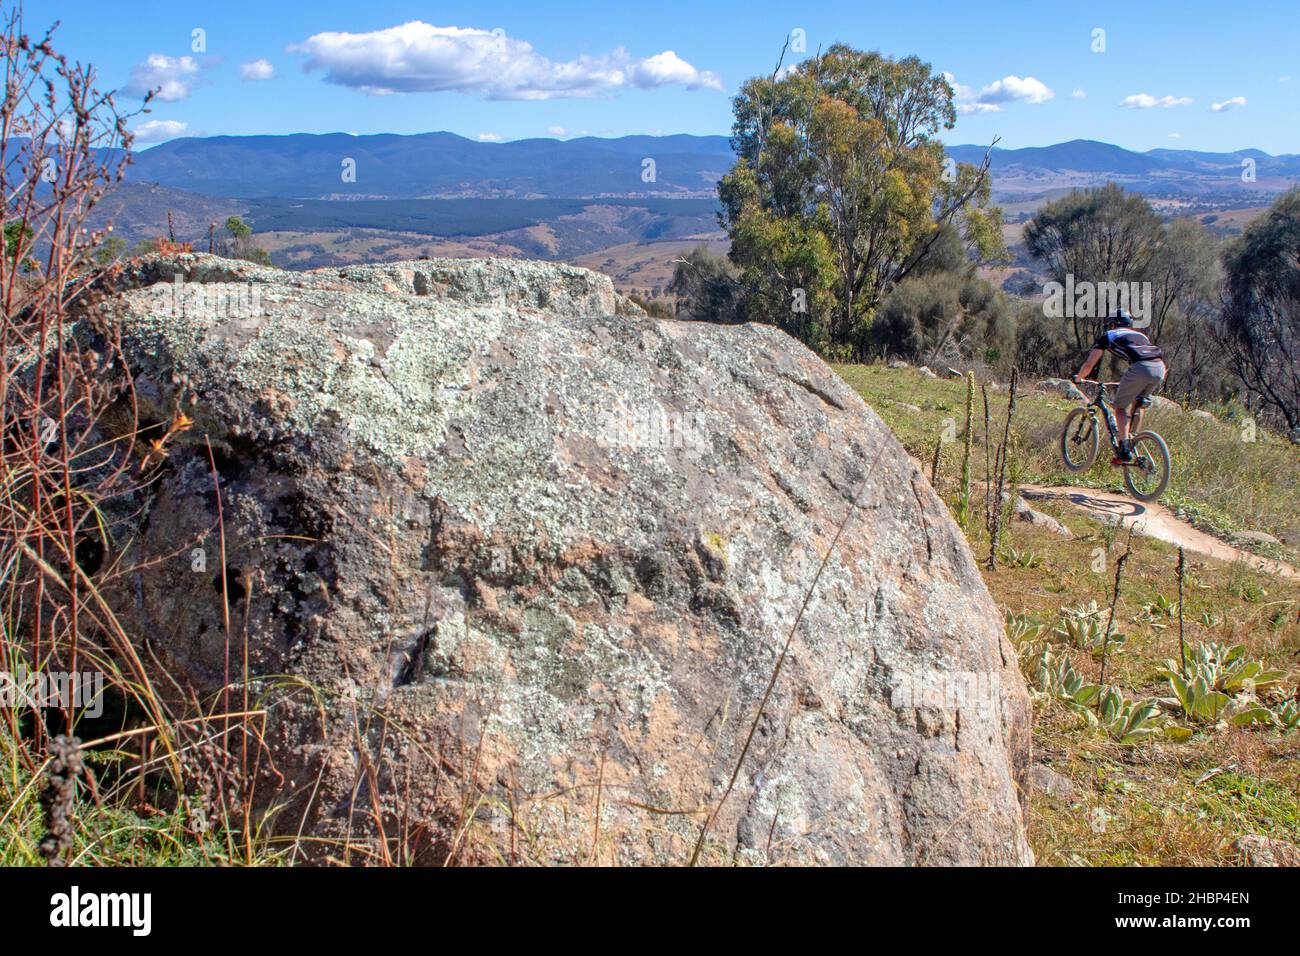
[1059, 407, 1099, 473]
[1123, 431, 1171, 502]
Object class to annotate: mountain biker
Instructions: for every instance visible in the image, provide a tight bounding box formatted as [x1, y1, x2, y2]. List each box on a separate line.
[1072, 308, 1166, 465]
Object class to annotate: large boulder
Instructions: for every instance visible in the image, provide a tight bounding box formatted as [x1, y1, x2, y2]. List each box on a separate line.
[93, 254, 1033, 866]
[1038, 378, 1086, 402]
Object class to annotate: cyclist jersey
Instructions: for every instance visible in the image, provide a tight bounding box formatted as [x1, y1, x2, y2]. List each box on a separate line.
[1092, 328, 1164, 365]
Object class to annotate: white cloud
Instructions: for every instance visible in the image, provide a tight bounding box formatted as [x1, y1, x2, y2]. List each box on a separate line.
[1168, 132, 1182, 139]
[1210, 96, 1246, 112]
[132, 119, 188, 143]
[125, 54, 201, 102]
[1120, 93, 1194, 109]
[1280, 75, 1291, 83]
[944, 72, 1053, 114]
[979, 75, 1054, 104]
[942, 75, 993, 114]
[546, 125, 568, 137]
[288, 21, 723, 99]
[625, 51, 720, 90]
[476, 132, 503, 142]
[240, 59, 275, 81]
[1070, 88, 1086, 99]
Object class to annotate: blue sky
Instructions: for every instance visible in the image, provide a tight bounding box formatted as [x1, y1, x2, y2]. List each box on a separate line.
[25, 0, 1300, 153]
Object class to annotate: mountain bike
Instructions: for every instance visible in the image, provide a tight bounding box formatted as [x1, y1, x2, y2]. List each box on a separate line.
[1058, 378, 1171, 502]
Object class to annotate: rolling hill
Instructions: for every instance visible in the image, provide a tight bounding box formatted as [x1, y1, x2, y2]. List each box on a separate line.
[109, 132, 1300, 202]
[946, 138, 1300, 199]
[117, 132, 735, 199]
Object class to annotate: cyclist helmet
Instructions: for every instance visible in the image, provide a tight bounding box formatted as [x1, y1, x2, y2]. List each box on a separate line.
[1106, 308, 1135, 329]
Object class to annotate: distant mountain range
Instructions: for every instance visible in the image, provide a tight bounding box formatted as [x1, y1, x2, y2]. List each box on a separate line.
[111, 132, 1300, 201]
[113, 132, 735, 199]
[945, 139, 1300, 199]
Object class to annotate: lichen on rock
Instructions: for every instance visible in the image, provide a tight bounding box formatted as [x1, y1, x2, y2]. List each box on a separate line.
[95, 253, 1033, 866]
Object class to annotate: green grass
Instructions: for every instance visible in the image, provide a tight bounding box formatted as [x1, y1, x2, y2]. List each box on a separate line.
[0, 728, 285, 866]
[1197, 771, 1300, 839]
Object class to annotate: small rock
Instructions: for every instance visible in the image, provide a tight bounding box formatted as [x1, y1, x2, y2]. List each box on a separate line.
[1235, 834, 1300, 867]
[893, 401, 922, 413]
[888, 360, 910, 370]
[1232, 530, 1281, 547]
[1038, 378, 1086, 402]
[1148, 395, 1180, 412]
[615, 294, 647, 317]
[1190, 409, 1216, 422]
[918, 366, 938, 378]
[1090, 511, 1123, 528]
[1029, 764, 1076, 801]
[1010, 495, 1073, 538]
[944, 367, 963, 379]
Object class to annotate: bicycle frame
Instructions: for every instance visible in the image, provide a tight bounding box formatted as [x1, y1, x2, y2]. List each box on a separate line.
[1081, 382, 1121, 452]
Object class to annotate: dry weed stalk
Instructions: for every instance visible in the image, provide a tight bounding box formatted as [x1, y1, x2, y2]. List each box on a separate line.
[0, 6, 281, 863]
[987, 368, 1019, 569]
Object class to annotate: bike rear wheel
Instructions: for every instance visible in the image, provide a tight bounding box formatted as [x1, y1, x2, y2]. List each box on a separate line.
[1123, 431, 1171, 501]
[1059, 407, 1099, 473]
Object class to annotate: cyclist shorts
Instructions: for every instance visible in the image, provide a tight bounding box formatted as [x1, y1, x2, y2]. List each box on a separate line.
[1114, 359, 1166, 411]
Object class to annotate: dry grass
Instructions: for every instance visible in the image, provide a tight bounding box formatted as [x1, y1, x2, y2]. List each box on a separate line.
[834, 358, 1300, 866]
[0, 8, 304, 869]
[987, 514, 1299, 865]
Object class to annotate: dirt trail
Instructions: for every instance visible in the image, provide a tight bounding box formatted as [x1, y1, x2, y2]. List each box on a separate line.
[1018, 484, 1298, 579]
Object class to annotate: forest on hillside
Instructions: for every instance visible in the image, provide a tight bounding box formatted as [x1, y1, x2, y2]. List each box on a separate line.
[663, 45, 1300, 436]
